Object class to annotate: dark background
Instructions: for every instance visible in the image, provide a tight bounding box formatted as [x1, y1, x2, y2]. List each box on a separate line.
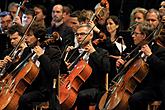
[0, 0, 164, 29]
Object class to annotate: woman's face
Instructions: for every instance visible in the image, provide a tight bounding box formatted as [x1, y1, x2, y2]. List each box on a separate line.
[133, 12, 145, 23]
[106, 18, 119, 33]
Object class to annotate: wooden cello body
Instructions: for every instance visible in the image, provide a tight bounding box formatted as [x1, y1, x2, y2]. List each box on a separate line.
[59, 60, 92, 110]
[0, 32, 59, 110]
[99, 58, 149, 110]
[0, 60, 39, 110]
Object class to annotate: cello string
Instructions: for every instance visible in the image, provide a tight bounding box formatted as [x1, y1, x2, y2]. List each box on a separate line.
[66, 24, 96, 63]
[110, 22, 161, 88]
[116, 23, 158, 73]
[0, 16, 36, 77]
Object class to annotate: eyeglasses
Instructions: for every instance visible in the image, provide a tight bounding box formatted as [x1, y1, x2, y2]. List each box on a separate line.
[132, 32, 142, 36]
[75, 32, 88, 36]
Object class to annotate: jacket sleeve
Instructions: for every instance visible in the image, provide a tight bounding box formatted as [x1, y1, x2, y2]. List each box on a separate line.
[147, 48, 165, 76]
[38, 46, 61, 77]
[90, 48, 111, 74]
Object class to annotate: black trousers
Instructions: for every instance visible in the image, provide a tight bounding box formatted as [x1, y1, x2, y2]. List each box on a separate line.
[70, 88, 99, 110]
[17, 90, 61, 110]
[17, 90, 48, 110]
[128, 82, 165, 110]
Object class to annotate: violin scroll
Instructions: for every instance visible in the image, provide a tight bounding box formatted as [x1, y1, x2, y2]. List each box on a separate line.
[42, 32, 60, 46]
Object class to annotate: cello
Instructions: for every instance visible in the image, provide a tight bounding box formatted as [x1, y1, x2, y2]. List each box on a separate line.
[59, 59, 92, 110]
[98, 21, 164, 110]
[0, 32, 60, 110]
[98, 57, 149, 110]
[0, 15, 36, 78]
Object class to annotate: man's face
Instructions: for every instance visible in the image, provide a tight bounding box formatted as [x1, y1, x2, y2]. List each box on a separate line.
[132, 25, 146, 45]
[146, 12, 159, 28]
[9, 6, 18, 17]
[22, 14, 33, 26]
[10, 32, 22, 47]
[66, 17, 79, 32]
[25, 34, 37, 47]
[75, 27, 92, 45]
[52, 5, 63, 23]
[159, 1, 165, 16]
[34, 7, 45, 22]
[0, 15, 12, 32]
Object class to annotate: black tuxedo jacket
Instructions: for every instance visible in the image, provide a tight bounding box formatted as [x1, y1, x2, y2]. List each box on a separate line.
[66, 47, 111, 91]
[21, 45, 61, 93]
[140, 43, 165, 89]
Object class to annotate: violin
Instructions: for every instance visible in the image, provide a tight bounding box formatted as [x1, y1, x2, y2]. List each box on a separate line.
[12, 0, 29, 25]
[89, 0, 109, 46]
[90, 0, 109, 21]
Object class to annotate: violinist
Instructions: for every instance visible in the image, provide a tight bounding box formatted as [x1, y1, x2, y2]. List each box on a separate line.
[17, 22, 61, 110]
[22, 9, 35, 27]
[77, 9, 107, 47]
[128, 29, 165, 110]
[65, 24, 110, 110]
[8, 2, 23, 26]
[102, 15, 126, 80]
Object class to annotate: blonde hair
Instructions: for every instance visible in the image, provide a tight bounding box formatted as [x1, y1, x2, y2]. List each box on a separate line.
[130, 7, 148, 26]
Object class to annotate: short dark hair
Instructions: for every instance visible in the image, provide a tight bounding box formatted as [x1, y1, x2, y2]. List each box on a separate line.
[33, 4, 47, 16]
[24, 8, 35, 17]
[70, 10, 81, 18]
[28, 22, 46, 42]
[8, 24, 25, 37]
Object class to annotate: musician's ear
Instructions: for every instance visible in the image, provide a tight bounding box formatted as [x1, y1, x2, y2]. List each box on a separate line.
[142, 34, 146, 40]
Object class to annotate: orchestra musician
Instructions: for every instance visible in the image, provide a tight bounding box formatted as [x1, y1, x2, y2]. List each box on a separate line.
[0, 11, 12, 34]
[116, 22, 165, 110]
[65, 24, 110, 110]
[0, 24, 27, 72]
[128, 29, 165, 110]
[17, 22, 61, 110]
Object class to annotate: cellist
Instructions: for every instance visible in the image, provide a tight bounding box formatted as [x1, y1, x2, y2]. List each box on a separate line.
[128, 27, 165, 110]
[116, 22, 165, 110]
[0, 24, 27, 72]
[65, 24, 110, 110]
[17, 22, 61, 110]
